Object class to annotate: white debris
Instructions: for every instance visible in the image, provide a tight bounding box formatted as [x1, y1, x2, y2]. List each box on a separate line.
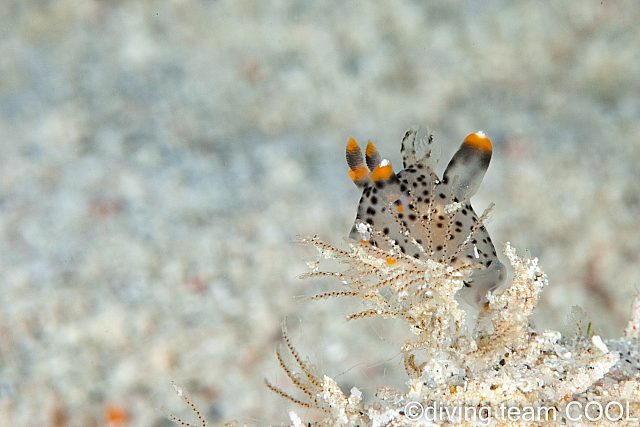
[592, 334, 609, 353]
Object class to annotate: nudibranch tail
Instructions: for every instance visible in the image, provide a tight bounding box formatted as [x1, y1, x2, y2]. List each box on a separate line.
[442, 130, 493, 199]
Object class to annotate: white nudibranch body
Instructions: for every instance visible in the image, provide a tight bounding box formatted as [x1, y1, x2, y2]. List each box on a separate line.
[345, 127, 506, 309]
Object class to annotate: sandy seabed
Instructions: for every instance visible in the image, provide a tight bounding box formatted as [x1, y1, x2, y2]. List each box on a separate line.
[1, 1, 639, 426]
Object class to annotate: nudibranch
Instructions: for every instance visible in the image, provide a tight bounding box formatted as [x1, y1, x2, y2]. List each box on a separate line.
[346, 127, 506, 309]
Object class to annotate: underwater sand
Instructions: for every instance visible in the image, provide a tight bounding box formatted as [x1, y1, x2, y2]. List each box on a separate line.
[1, 1, 639, 425]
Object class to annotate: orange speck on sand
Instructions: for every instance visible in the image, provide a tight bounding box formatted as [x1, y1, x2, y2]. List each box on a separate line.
[185, 276, 208, 294]
[386, 258, 396, 265]
[105, 404, 129, 426]
[396, 205, 403, 213]
[91, 198, 122, 218]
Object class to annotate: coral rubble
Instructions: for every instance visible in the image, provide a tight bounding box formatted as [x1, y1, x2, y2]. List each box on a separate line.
[275, 236, 640, 426]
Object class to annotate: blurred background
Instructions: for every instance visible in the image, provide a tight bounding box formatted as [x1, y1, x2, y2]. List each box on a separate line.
[1, 0, 639, 426]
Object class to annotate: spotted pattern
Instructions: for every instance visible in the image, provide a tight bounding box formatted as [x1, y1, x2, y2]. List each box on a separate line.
[345, 127, 506, 309]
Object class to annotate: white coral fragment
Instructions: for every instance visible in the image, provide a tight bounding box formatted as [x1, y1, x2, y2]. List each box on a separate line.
[288, 411, 303, 427]
[274, 236, 640, 427]
[592, 334, 609, 353]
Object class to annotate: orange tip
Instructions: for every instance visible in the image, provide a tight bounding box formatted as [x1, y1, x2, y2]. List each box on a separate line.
[464, 131, 492, 151]
[105, 404, 129, 426]
[349, 165, 368, 182]
[365, 141, 378, 158]
[369, 159, 393, 181]
[346, 137, 360, 153]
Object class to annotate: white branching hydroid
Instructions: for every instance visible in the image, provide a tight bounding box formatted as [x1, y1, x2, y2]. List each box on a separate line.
[269, 237, 640, 427]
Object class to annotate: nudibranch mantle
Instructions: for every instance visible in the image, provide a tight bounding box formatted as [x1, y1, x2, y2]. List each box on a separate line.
[346, 126, 506, 309]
